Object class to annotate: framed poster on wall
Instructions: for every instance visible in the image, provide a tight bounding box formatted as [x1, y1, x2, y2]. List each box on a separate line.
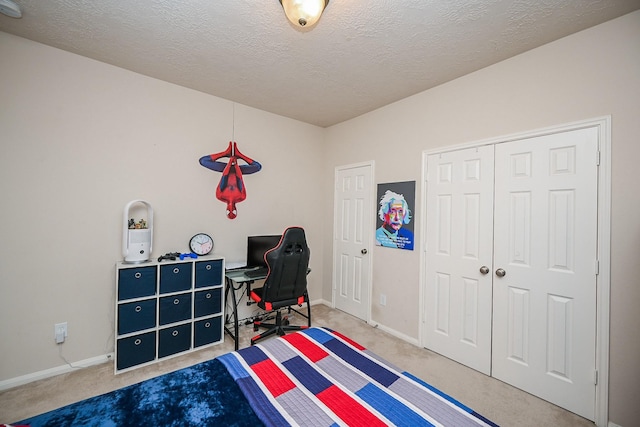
[375, 181, 415, 250]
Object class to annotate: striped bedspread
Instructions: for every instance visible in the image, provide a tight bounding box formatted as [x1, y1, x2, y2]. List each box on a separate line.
[217, 327, 497, 427]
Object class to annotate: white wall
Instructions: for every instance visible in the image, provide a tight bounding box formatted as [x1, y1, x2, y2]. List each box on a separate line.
[1, 9, 639, 427]
[322, 11, 640, 427]
[0, 32, 324, 382]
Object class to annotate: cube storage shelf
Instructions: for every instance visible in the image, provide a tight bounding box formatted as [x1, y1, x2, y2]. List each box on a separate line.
[115, 256, 225, 373]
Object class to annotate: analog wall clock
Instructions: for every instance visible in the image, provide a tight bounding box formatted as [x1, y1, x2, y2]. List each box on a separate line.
[189, 233, 214, 256]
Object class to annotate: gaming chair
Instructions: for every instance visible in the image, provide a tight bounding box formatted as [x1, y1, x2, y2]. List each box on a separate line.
[249, 226, 311, 345]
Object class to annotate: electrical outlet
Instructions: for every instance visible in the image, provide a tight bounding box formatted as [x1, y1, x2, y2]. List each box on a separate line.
[380, 294, 387, 306]
[54, 322, 67, 344]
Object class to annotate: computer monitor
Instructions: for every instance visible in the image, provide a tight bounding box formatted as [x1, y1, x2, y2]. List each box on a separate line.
[246, 235, 282, 268]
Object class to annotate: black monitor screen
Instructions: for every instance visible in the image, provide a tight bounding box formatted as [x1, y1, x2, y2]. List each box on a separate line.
[246, 235, 282, 268]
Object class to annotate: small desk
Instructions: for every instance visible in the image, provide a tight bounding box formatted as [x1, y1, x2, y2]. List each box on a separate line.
[224, 267, 311, 350]
[224, 269, 267, 350]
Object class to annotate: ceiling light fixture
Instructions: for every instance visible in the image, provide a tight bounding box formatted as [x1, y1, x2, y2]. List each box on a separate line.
[279, 0, 329, 28]
[0, 0, 21, 18]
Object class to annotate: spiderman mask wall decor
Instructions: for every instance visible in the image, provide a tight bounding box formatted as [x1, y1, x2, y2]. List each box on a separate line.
[199, 141, 262, 219]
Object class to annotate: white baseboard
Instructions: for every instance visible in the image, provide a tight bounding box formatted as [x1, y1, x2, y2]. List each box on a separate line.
[0, 353, 113, 392]
[368, 320, 420, 346]
[314, 300, 420, 346]
[310, 298, 329, 307]
[608, 422, 622, 427]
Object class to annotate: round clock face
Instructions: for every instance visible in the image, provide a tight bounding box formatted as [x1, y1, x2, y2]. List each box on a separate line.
[189, 233, 214, 256]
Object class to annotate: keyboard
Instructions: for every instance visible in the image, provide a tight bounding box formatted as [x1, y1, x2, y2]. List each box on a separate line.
[245, 267, 268, 278]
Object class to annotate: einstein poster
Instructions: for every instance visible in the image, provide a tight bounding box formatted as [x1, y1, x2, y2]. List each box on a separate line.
[375, 181, 415, 250]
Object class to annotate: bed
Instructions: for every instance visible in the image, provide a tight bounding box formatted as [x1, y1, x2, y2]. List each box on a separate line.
[15, 327, 497, 427]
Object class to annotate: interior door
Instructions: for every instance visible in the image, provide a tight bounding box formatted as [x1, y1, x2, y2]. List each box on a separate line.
[333, 163, 373, 321]
[423, 146, 495, 375]
[491, 128, 598, 420]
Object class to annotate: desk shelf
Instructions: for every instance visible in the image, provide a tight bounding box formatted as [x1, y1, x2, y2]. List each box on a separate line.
[115, 256, 225, 373]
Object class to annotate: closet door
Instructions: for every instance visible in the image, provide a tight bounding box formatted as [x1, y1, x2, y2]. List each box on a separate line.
[424, 146, 495, 375]
[491, 128, 598, 420]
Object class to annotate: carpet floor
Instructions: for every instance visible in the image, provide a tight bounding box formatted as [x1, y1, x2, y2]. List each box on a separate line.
[0, 304, 594, 426]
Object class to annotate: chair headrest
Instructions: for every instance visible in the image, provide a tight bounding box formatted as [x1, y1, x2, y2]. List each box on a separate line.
[263, 227, 310, 292]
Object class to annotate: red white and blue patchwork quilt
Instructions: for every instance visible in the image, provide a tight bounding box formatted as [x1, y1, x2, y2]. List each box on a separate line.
[217, 327, 498, 427]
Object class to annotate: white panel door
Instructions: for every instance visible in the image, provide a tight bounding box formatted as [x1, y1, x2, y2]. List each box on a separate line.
[424, 146, 495, 375]
[334, 163, 373, 321]
[491, 128, 598, 420]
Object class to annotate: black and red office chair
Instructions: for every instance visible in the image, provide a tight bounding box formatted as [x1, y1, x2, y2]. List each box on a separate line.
[250, 226, 311, 345]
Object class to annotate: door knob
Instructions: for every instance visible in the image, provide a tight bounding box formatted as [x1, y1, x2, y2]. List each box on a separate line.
[495, 268, 506, 277]
[361, 249, 368, 255]
[479, 266, 490, 275]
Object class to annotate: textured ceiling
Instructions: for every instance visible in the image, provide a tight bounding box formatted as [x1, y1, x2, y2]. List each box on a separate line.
[1, 0, 639, 127]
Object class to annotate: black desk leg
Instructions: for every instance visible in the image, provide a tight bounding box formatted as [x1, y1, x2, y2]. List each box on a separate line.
[224, 277, 240, 351]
